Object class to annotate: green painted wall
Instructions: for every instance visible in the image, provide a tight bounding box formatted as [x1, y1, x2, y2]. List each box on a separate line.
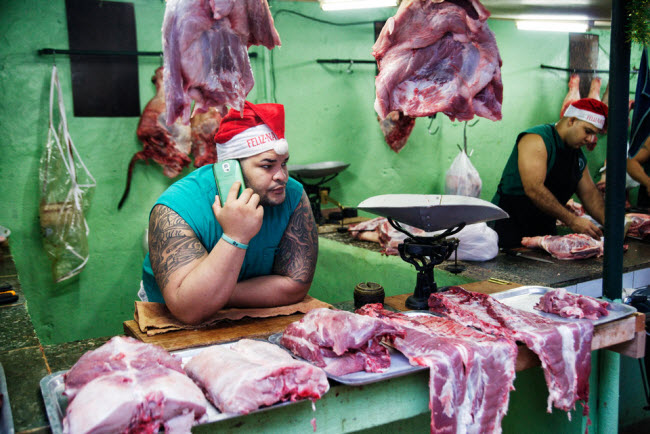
[0, 0, 647, 430]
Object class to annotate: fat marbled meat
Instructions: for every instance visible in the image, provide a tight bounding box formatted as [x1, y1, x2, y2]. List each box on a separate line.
[62, 336, 208, 434]
[280, 308, 404, 376]
[627, 213, 650, 239]
[118, 66, 192, 209]
[373, 0, 503, 123]
[184, 339, 329, 414]
[429, 287, 593, 417]
[162, 0, 281, 125]
[535, 288, 609, 320]
[357, 304, 517, 434]
[521, 234, 604, 260]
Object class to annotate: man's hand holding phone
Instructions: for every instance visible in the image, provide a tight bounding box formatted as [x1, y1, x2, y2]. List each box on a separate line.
[213, 181, 264, 245]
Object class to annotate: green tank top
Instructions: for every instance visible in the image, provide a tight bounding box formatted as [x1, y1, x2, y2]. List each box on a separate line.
[141, 164, 304, 303]
[493, 124, 586, 199]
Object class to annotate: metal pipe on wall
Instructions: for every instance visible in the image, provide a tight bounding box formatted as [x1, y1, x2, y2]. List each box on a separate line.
[603, 0, 630, 302]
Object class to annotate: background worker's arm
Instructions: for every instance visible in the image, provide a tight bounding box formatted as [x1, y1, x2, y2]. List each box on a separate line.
[518, 134, 602, 238]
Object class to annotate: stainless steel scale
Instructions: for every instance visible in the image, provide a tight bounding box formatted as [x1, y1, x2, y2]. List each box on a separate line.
[358, 194, 509, 310]
[288, 161, 352, 224]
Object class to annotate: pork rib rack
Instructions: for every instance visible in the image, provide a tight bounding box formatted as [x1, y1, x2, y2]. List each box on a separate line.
[357, 303, 517, 433]
[280, 308, 404, 376]
[429, 287, 593, 417]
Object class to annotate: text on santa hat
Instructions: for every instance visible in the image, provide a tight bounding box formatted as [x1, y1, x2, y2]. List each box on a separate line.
[247, 132, 278, 148]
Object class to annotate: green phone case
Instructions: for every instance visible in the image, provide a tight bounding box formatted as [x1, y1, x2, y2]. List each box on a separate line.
[213, 160, 245, 206]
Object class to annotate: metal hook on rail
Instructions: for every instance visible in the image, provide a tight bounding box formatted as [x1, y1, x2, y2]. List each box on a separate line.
[346, 60, 354, 74]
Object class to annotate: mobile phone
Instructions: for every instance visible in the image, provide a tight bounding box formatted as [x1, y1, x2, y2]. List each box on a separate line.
[213, 160, 246, 206]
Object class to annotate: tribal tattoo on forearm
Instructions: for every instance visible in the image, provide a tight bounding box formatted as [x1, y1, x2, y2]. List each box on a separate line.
[149, 205, 206, 290]
[273, 192, 318, 284]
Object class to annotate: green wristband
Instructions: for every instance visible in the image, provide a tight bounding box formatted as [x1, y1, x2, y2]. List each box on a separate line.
[221, 234, 248, 250]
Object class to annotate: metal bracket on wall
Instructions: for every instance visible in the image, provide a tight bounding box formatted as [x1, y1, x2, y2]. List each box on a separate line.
[38, 48, 258, 59]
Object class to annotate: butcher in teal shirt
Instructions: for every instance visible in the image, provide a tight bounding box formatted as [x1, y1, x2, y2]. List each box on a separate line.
[141, 102, 318, 325]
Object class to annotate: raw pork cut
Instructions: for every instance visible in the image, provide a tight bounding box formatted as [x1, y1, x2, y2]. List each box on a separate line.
[280, 308, 404, 376]
[378, 111, 416, 153]
[373, 0, 503, 123]
[63, 336, 184, 400]
[626, 213, 650, 239]
[349, 217, 431, 255]
[162, 0, 281, 125]
[521, 234, 603, 260]
[118, 67, 192, 209]
[357, 304, 517, 434]
[588, 77, 602, 100]
[429, 287, 593, 417]
[560, 74, 580, 117]
[184, 339, 329, 414]
[535, 288, 609, 320]
[190, 107, 221, 167]
[62, 336, 208, 433]
[64, 367, 208, 434]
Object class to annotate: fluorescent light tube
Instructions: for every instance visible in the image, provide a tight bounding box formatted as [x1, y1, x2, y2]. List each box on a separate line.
[320, 0, 398, 11]
[516, 20, 589, 33]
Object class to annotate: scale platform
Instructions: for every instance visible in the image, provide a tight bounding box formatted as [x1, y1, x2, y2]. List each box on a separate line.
[288, 161, 350, 179]
[357, 194, 509, 232]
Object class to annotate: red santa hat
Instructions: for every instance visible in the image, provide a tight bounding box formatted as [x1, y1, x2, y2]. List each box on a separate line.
[214, 101, 288, 161]
[564, 98, 609, 131]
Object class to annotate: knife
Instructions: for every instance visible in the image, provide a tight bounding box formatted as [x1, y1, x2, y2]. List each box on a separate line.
[503, 249, 555, 264]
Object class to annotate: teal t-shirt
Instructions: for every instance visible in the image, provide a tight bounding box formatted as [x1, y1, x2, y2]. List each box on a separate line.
[493, 124, 587, 200]
[142, 164, 304, 303]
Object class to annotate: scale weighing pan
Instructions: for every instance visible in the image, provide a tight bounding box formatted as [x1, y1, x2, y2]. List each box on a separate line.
[288, 161, 350, 178]
[357, 194, 509, 232]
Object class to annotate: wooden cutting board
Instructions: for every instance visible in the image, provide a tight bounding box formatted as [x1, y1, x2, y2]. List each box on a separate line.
[123, 313, 305, 352]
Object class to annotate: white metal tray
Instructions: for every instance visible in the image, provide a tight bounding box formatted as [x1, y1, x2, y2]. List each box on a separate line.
[40, 341, 322, 433]
[267, 311, 436, 386]
[491, 286, 637, 326]
[0, 363, 14, 434]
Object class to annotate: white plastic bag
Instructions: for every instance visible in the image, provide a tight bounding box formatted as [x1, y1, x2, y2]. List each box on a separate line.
[453, 223, 498, 261]
[39, 66, 96, 282]
[445, 149, 482, 197]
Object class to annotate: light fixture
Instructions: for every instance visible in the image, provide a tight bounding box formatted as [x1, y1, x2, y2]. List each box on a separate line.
[515, 15, 591, 33]
[319, 0, 399, 12]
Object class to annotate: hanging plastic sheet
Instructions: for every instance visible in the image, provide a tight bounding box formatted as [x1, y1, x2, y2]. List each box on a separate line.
[39, 66, 96, 282]
[630, 47, 650, 157]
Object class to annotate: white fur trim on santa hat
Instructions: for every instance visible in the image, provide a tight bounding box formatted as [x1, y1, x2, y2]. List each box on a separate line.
[564, 105, 606, 129]
[217, 124, 289, 161]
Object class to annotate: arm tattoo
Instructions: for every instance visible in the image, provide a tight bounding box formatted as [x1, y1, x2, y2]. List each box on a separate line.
[149, 205, 206, 290]
[273, 191, 318, 284]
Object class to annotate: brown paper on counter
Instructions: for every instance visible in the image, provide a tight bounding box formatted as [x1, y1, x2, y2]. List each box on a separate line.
[134, 295, 332, 336]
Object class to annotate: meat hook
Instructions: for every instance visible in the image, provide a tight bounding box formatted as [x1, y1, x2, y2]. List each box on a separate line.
[346, 60, 354, 74]
[427, 114, 439, 135]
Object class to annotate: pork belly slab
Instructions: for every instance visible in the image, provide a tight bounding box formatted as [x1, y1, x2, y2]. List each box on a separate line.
[184, 339, 329, 414]
[357, 304, 517, 434]
[280, 308, 404, 376]
[429, 287, 593, 416]
[62, 336, 208, 434]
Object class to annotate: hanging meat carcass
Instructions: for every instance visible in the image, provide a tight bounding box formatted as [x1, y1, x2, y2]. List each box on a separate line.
[373, 0, 503, 124]
[378, 111, 416, 153]
[560, 74, 580, 117]
[588, 77, 602, 100]
[162, 0, 281, 125]
[190, 107, 221, 167]
[118, 67, 192, 210]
